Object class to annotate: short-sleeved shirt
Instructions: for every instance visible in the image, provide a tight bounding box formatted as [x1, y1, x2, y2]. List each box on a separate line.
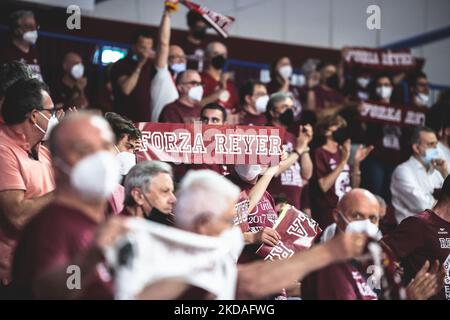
[311, 147, 351, 228]
[12, 203, 113, 299]
[302, 261, 378, 300]
[201, 72, 239, 112]
[158, 100, 202, 124]
[268, 132, 303, 209]
[111, 55, 156, 122]
[382, 210, 450, 300]
[0, 125, 55, 283]
[0, 42, 43, 82]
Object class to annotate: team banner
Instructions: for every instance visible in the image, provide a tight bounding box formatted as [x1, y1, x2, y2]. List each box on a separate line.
[135, 122, 284, 165]
[343, 47, 417, 72]
[180, 0, 235, 38]
[358, 100, 427, 127]
[256, 206, 322, 261]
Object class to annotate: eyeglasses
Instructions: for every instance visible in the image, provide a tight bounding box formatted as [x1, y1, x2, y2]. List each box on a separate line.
[40, 106, 63, 117]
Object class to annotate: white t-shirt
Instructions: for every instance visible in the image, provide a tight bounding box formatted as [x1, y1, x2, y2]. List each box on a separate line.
[151, 66, 179, 122]
[437, 142, 450, 172]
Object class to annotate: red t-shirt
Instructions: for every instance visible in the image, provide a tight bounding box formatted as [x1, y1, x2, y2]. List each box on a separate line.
[239, 110, 267, 127]
[201, 72, 239, 112]
[111, 55, 156, 122]
[268, 132, 303, 209]
[0, 42, 43, 82]
[158, 100, 202, 124]
[12, 203, 113, 299]
[311, 147, 351, 228]
[302, 261, 378, 300]
[382, 209, 450, 300]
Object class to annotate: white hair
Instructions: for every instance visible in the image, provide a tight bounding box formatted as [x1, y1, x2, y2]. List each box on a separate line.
[174, 170, 240, 229]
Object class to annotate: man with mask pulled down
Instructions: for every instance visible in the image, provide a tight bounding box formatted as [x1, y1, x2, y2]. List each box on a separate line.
[12, 112, 127, 299]
[391, 126, 448, 224]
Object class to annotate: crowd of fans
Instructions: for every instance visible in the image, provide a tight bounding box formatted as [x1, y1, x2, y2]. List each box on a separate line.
[0, 1, 449, 300]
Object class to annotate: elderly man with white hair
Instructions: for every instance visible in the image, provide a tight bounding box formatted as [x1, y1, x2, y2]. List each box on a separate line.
[107, 169, 369, 300]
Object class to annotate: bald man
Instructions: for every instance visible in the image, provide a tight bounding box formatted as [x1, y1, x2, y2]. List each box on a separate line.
[51, 52, 89, 109]
[158, 70, 203, 124]
[200, 42, 239, 112]
[302, 189, 381, 300]
[12, 112, 128, 299]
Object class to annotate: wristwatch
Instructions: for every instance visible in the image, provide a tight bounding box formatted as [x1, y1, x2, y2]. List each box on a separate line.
[294, 147, 310, 157]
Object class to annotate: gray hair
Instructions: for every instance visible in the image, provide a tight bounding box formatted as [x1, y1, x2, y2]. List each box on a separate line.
[124, 161, 173, 206]
[174, 170, 240, 229]
[374, 195, 386, 209]
[266, 92, 294, 121]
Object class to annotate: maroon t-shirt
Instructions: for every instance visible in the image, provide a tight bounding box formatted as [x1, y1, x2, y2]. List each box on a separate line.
[12, 203, 113, 299]
[239, 110, 267, 127]
[311, 147, 351, 228]
[111, 55, 156, 122]
[201, 72, 239, 112]
[158, 100, 202, 124]
[268, 132, 303, 209]
[382, 210, 450, 300]
[302, 261, 378, 300]
[0, 42, 43, 82]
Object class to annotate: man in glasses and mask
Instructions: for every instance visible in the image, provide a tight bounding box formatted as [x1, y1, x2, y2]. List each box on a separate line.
[0, 79, 56, 293]
[0, 10, 43, 82]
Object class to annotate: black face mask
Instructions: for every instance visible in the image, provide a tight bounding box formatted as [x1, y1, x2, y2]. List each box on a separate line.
[211, 55, 227, 70]
[332, 127, 349, 145]
[192, 28, 207, 40]
[278, 108, 294, 127]
[326, 74, 340, 90]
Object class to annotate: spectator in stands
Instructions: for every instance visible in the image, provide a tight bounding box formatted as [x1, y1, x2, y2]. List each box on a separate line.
[104, 112, 141, 215]
[0, 61, 33, 124]
[159, 70, 203, 123]
[200, 102, 227, 126]
[304, 61, 344, 115]
[391, 126, 448, 224]
[310, 115, 373, 228]
[267, 57, 302, 120]
[183, 10, 208, 70]
[111, 27, 155, 122]
[238, 79, 269, 126]
[0, 79, 56, 289]
[436, 111, 450, 172]
[266, 92, 314, 210]
[361, 74, 401, 201]
[0, 10, 43, 81]
[409, 72, 430, 108]
[200, 42, 239, 114]
[51, 52, 89, 109]
[121, 161, 176, 226]
[95, 64, 115, 114]
[383, 175, 450, 300]
[151, 3, 180, 122]
[12, 112, 124, 299]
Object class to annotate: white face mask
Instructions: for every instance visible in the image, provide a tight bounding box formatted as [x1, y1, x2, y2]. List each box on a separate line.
[35, 111, 59, 141]
[23, 30, 38, 45]
[116, 151, 136, 176]
[415, 93, 430, 107]
[188, 85, 204, 102]
[70, 63, 84, 80]
[58, 151, 120, 201]
[345, 218, 380, 239]
[376, 86, 393, 100]
[357, 77, 371, 88]
[235, 164, 263, 182]
[170, 63, 187, 74]
[255, 95, 270, 114]
[278, 65, 293, 79]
